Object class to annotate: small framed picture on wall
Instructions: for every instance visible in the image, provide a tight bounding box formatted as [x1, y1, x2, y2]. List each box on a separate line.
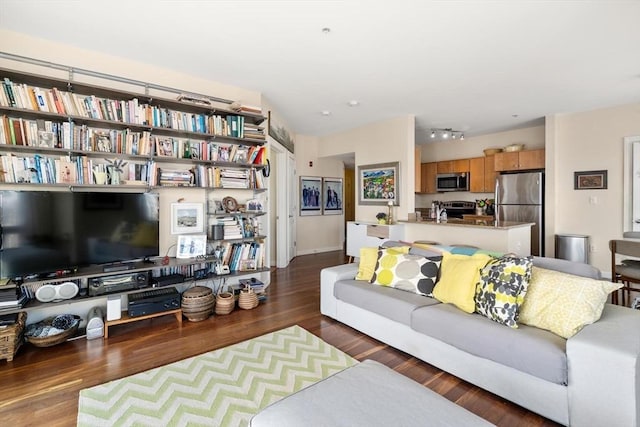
[322, 177, 343, 215]
[300, 176, 322, 216]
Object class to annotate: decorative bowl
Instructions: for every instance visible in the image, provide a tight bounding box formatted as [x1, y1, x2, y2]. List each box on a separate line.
[504, 144, 525, 152]
[483, 148, 503, 156]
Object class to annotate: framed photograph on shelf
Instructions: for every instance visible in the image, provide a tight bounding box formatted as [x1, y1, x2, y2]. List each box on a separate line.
[155, 138, 175, 157]
[171, 203, 204, 234]
[300, 176, 322, 216]
[246, 199, 264, 213]
[357, 162, 400, 205]
[574, 170, 607, 190]
[176, 234, 207, 259]
[322, 177, 343, 215]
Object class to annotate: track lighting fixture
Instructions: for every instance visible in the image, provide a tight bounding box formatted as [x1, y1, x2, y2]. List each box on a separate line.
[429, 128, 465, 141]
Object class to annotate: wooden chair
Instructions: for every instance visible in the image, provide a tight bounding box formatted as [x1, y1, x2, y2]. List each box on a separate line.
[609, 239, 640, 306]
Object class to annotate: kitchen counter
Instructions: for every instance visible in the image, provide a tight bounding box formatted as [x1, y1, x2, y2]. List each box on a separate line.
[401, 219, 533, 255]
[400, 219, 535, 230]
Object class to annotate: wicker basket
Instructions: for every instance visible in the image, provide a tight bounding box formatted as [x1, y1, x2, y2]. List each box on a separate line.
[25, 315, 80, 348]
[0, 312, 27, 362]
[215, 292, 235, 315]
[238, 287, 259, 310]
[182, 286, 214, 322]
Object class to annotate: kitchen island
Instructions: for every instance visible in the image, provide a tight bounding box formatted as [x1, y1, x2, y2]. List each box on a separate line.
[400, 219, 534, 255]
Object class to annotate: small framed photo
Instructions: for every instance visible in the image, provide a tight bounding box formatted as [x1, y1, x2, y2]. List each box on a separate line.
[322, 177, 343, 215]
[209, 199, 225, 214]
[37, 130, 56, 148]
[246, 199, 263, 212]
[300, 176, 322, 216]
[176, 234, 207, 259]
[189, 142, 201, 160]
[171, 203, 204, 234]
[574, 170, 607, 190]
[156, 138, 175, 157]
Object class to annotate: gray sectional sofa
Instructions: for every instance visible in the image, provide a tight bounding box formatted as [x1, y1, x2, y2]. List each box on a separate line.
[320, 254, 640, 426]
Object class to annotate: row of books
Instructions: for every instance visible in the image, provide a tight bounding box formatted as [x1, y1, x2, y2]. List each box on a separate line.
[151, 262, 212, 280]
[219, 241, 265, 272]
[0, 78, 265, 139]
[0, 115, 267, 164]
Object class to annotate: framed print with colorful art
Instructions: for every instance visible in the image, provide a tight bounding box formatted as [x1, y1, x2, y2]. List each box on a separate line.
[357, 162, 400, 205]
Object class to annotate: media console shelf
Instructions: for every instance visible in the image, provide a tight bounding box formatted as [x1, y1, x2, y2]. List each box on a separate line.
[104, 308, 182, 339]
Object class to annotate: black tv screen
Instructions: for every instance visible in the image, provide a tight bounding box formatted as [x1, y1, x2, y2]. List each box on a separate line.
[0, 191, 160, 279]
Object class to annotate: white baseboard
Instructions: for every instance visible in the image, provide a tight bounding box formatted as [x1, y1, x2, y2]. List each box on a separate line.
[296, 246, 343, 256]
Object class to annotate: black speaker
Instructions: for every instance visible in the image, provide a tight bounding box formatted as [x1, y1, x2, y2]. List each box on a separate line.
[212, 224, 224, 240]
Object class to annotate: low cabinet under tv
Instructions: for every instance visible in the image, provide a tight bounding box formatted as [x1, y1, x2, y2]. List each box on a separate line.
[104, 308, 183, 339]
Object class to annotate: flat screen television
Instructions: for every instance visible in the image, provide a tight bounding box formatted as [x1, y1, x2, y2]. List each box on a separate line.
[0, 191, 160, 279]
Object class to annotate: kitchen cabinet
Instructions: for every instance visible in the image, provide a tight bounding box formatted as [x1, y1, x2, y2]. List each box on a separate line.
[469, 156, 497, 193]
[420, 162, 437, 193]
[437, 159, 470, 174]
[495, 149, 545, 172]
[346, 221, 405, 259]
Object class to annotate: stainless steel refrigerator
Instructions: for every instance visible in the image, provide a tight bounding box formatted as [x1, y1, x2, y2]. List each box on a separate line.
[495, 171, 544, 256]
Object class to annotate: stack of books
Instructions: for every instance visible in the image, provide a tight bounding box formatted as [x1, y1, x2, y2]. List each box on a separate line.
[219, 217, 243, 240]
[243, 123, 265, 141]
[157, 168, 193, 187]
[0, 280, 27, 312]
[220, 168, 249, 188]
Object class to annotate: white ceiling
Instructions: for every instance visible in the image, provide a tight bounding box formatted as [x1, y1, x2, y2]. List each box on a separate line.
[1, 1, 639, 143]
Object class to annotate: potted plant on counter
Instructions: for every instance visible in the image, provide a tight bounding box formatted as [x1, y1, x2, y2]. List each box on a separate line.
[376, 212, 388, 224]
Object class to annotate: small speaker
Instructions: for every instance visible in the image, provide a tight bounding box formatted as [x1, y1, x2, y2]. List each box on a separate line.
[35, 281, 79, 303]
[106, 295, 122, 321]
[212, 224, 224, 240]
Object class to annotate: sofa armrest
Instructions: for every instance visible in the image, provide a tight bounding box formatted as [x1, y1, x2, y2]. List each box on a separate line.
[320, 263, 358, 318]
[567, 304, 640, 426]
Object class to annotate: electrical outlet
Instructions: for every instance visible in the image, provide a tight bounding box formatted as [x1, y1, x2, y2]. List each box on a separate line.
[589, 196, 598, 205]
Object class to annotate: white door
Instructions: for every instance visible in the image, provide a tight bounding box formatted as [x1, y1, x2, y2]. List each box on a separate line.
[287, 154, 296, 262]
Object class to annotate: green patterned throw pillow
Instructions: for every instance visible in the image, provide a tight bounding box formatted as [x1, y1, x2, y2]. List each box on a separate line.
[474, 255, 533, 328]
[371, 249, 442, 296]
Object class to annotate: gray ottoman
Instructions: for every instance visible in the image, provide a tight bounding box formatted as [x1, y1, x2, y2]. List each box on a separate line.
[250, 359, 494, 427]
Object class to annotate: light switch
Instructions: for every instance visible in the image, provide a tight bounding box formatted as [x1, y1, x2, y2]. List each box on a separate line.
[589, 196, 598, 205]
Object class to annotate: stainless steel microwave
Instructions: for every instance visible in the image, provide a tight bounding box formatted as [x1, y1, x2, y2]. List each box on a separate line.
[436, 172, 469, 192]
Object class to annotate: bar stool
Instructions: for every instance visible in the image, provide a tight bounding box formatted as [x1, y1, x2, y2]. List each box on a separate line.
[609, 239, 640, 306]
[414, 240, 440, 246]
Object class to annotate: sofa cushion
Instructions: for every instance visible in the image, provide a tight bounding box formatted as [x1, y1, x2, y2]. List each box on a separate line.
[432, 253, 492, 313]
[474, 255, 533, 328]
[334, 279, 440, 326]
[411, 303, 568, 385]
[519, 267, 622, 339]
[356, 246, 409, 281]
[371, 250, 442, 296]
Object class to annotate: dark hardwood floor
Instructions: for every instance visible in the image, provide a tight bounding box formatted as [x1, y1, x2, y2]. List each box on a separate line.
[0, 251, 559, 426]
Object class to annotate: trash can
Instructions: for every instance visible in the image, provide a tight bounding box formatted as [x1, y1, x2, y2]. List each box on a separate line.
[555, 234, 589, 264]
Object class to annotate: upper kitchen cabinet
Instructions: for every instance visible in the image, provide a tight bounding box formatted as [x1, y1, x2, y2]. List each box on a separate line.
[420, 162, 437, 193]
[494, 149, 545, 172]
[469, 156, 497, 193]
[437, 159, 470, 174]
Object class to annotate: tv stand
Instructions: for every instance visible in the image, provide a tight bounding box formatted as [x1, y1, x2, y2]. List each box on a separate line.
[103, 263, 134, 273]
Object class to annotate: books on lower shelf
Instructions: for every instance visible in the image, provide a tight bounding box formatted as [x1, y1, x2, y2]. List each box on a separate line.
[219, 241, 265, 272]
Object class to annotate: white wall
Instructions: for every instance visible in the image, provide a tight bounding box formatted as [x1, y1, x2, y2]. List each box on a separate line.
[550, 103, 640, 273]
[295, 134, 345, 255]
[318, 115, 416, 222]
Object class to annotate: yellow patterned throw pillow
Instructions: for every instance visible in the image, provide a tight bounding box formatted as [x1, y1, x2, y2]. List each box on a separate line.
[357, 246, 409, 281]
[519, 267, 622, 339]
[432, 253, 493, 313]
[370, 248, 441, 296]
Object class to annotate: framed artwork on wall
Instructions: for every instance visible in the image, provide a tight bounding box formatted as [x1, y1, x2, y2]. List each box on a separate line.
[322, 177, 343, 215]
[300, 176, 322, 216]
[357, 162, 400, 205]
[171, 203, 204, 234]
[268, 110, 294, 153]
[574, 170, 607, 190]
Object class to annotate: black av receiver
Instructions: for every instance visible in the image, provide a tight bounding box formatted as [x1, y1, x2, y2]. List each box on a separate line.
[89, 272, 150, 296]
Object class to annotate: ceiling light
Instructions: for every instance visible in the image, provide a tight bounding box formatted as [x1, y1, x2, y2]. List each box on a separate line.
[348, 100, 360, 107]
[429, 128, 465, 141]
[322, 27, 331, 34]
[321, 110, 331, 116]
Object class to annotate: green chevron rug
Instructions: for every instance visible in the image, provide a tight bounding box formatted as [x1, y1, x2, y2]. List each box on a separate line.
[77, 325, 357, 427]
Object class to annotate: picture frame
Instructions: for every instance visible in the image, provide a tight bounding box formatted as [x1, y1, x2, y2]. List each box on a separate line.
[209, 199, 225, 214]
[574, 170, 607, 190]
[357, 162, 400, 205]
[300, 176, 322, 216]
[176, 234, 207, 259]
[155, 138, 175, 157]
[171, 202, 204, 234]
[246, 199, 264, 212]
[268, 110, 294, 153]
[322, 177, 343, 215]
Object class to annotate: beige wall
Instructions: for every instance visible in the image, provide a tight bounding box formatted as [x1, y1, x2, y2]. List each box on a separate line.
[295, 134, 345, 255]
[318, 115, 416, 222]
[550, 103, 640, 273]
